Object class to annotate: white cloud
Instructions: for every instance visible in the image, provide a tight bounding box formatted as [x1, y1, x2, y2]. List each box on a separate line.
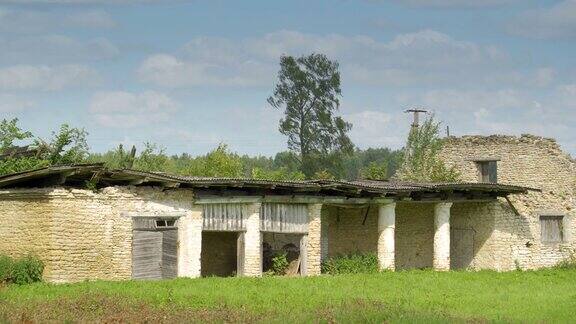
[485, 68, 555, 88]
[0, 35, 119, 64]
[138, 54, 270, 87]
[0, 94, 34, 112]
[0, 9, 115, 33]
[345, 110, 407, 148]
[508, 1, 576, 39]
[403, 89, 538, 112]
[0, 64, 100, 91]
[89, 91, 179, 128]
[390, 0, 518, 7]
[138, 29, 512, 88]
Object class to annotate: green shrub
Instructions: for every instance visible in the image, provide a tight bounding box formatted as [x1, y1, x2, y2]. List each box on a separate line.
[321, 253, 378, 275]
[271, 252, 289, 275]
[3, 254, 44, 285]
[0, 255, 13, 283]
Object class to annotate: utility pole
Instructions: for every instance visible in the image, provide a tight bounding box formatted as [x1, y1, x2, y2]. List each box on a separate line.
[404, 109, 428, 128]
[401, 109, 428, 172]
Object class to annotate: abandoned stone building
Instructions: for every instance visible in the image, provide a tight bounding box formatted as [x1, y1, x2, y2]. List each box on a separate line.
[0, 134, 573, 283]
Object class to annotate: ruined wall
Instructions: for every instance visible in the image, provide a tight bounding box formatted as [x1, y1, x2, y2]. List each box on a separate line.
[441, 135, 576, 269]
[0, 186, 198, 283]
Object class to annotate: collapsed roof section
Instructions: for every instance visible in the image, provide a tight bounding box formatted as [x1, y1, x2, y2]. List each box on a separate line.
[0, 164, 535, 201]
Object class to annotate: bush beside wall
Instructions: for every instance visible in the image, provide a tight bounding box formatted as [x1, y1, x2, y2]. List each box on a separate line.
[0, 254, 44, 285]
[321, 253, 378, 275]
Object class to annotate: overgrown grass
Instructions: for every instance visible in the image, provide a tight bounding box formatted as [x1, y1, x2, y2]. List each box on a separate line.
[321, 253, 379, 274]
[2, 269, 576, 323]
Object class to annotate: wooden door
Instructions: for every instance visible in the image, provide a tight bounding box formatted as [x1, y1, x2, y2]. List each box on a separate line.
[132, 220, 179, 280]
[161, 229, 178, 279]
[132, 230, 163, 280]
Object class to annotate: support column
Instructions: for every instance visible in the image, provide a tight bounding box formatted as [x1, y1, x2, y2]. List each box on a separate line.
[378, 202, 396, 271]
[177, 206, 203, 278]
[320, 207, 329, 263]
[305, 203, 323, 276]
[241, 203, 262, 277]
[433, 202, 453, 271]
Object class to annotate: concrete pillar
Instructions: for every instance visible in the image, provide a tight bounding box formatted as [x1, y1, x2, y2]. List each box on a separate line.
[177, 206, 203, 278]
[433, 202, 453, 271]
[378, 202, 396, 271]
[241, 203, 262, 277]
[305, 203, 323, 276]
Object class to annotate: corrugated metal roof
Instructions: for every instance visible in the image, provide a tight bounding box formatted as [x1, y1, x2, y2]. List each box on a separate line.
[0, 164, 535, 196]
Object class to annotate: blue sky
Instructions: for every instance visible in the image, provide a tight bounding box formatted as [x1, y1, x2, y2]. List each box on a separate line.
[1, 0, 575, 156]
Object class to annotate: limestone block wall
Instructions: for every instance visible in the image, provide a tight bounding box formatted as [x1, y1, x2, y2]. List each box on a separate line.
[0, 186, 199, 283]
[0, 199, 52, 260]
[241, 203, 262, 277]
[395, 203, 434, 269]
[325, 203, 435, 270]
[441, 135, 576, 269]
[325, 205, 378, 257]
[306, 204, 322, 275]
[324, 202, 507, 271]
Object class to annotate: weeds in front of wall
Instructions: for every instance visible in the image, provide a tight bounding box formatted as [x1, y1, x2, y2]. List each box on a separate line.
[554, 251, 576, 270]
[0, 254, 44, 285]
[321, 253, 378, 275]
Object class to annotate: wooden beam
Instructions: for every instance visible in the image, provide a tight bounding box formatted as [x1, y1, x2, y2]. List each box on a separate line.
[505, 196, 521, 216]
[401, 197, 497, 203]
[193, 195, 395, 205]
[194, 196, 263, 204]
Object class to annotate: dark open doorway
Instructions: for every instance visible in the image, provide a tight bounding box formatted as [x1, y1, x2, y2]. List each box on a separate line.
[201, 231, 239, 277]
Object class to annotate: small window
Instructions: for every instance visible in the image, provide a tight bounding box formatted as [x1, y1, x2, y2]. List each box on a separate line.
[155, 219, 176, 228]
[476, 161, 497, 183]
[540, 215, 564, 243]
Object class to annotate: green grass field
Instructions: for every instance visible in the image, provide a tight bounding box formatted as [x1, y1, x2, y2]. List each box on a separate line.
[1, 269, 576, 323]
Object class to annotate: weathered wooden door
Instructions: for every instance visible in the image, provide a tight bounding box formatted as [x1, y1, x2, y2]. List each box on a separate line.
[132, 230, 163, 279]
[161, 229, 178, 278]
[132, 218, 178, 280]
[450, 228, 474, 270]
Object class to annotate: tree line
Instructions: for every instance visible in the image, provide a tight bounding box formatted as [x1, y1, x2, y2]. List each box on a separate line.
[0, 53, 458, 182]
